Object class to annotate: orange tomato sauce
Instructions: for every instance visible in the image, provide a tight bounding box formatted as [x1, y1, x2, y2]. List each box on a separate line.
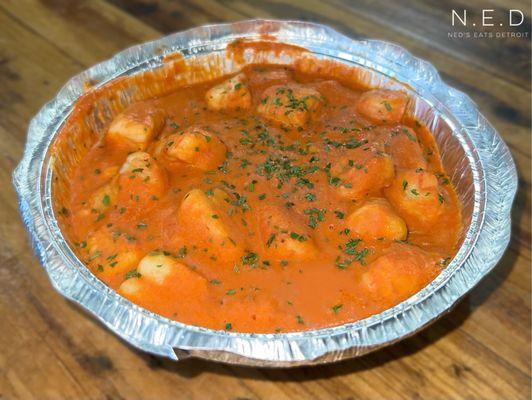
[61, 62, 462, 333]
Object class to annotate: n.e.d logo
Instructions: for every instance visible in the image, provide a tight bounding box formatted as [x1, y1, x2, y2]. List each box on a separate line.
[448, 9, 528, 39]
[451, 9, 525, 26]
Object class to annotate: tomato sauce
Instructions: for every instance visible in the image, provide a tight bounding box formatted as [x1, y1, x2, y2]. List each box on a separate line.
[59, 59, 462, 333]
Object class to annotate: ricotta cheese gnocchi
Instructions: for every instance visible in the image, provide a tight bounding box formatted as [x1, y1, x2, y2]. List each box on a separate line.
[63, 64, 462, 333]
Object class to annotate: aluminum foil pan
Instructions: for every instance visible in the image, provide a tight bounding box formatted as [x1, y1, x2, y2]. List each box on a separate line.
[13, 20, 517, 367]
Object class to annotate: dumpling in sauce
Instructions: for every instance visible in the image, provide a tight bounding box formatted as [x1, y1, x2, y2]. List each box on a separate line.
[206, 73, 252, 111]
[85, 226, 142, 288]
[256, 203, 318, 261]
[155, 127, 227, 171]
[356, 89, 408, 124]
[106, 103, 165, 150]
[386, 126, 427, 170]
[332, 148, 395, 200]
[115, 152, 167, 215]
[346, 198, 407, 242]
[360, 244, 441, 307]
[177, 188, 247, 262]
[385, 169, 444, 231]
[257, 84, 323, 129]
[118, 253, 209, 312]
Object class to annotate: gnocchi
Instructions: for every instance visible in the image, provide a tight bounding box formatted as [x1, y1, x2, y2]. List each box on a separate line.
[205, 73, 252, 111]
[106, 104, 164, 150]
[118, 253, 208, 303]
[63, 62, 462, 333]
[332, 149, 395, 200]
[257, 84, 323, 128]
[346, 199, 407, 242]
[386, 126, 427, 170]
[257, 203, 318, 261]
[85, 226, 142, 287]
[177, 188, 245, 260]
[356, 89, 408, 124]
[116, 151, 167, 207]
[361, 244, 440, 306]
[385, 169, 444, 231]
[158, 127, 227, 170]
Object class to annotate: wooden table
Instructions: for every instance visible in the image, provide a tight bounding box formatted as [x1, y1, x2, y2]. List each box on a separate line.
[1, 1, 530, 399]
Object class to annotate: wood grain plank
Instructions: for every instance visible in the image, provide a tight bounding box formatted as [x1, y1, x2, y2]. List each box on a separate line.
[3, 0, 160, 66]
